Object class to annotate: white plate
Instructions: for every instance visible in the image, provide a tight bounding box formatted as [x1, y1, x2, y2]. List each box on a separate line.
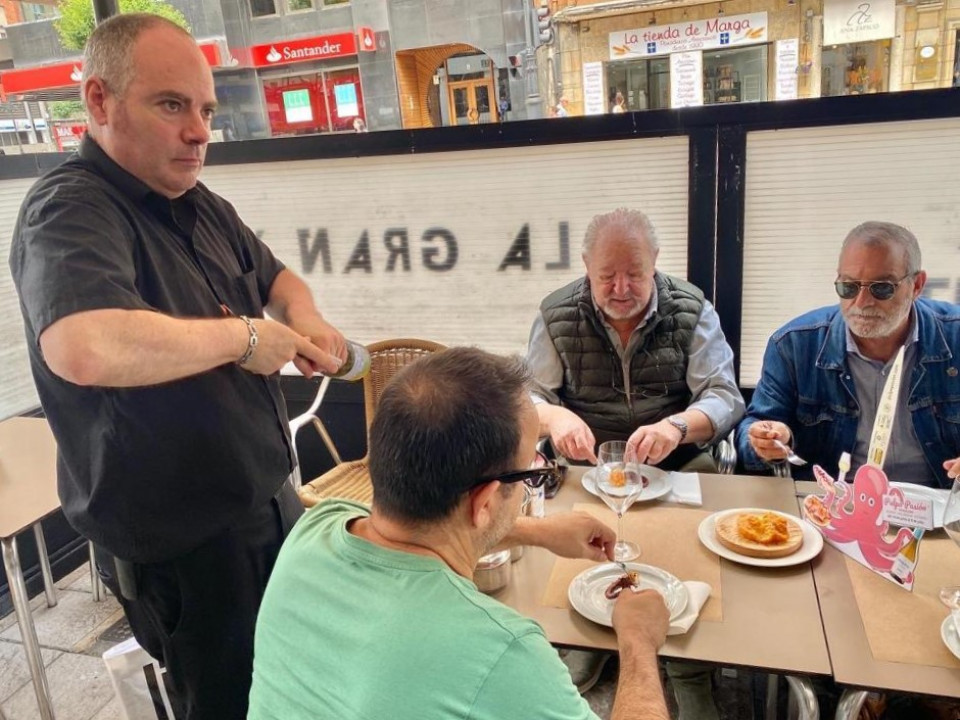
[568, 562, 689, 627]
[582, 467, 672, 503]
[697, 508, 824, 568]
[941, 614, 960, 661]
[889, 483, 948, 529]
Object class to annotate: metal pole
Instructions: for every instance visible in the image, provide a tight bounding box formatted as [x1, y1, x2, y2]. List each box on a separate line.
[523, 0, 543, 119]
[2, 536, 56, 720]
[92, 0, 119, 24]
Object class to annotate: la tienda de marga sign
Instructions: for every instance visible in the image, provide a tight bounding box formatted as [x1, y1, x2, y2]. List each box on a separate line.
[267, 223, 574, 274]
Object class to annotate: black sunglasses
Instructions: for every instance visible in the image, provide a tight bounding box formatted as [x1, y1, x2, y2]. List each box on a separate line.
[834, 274, 914, 301]
[470, 452, 559, 490]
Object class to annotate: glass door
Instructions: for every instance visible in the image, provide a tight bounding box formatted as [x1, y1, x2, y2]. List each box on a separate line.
[447, 79, 498, 125]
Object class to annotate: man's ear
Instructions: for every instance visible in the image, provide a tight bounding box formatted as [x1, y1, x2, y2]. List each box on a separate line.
[911, 270, 927, 299]
[468, 481, 502, 531]
[83, 78, 110, 126]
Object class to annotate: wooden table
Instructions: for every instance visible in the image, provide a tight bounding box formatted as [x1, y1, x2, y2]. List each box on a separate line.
[797, 481, 960, 714]
[0, 417, 62, 720]
[500, 470, 831, 675]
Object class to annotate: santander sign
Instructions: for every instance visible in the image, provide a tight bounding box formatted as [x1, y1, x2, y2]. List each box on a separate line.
[251, 33, 357, 67]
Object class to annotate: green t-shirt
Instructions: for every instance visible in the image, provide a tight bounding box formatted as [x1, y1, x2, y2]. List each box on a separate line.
[248, 500, 597, 720]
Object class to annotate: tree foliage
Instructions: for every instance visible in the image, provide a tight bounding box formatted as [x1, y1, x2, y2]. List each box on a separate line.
[55, 0, 190, 51]
[50, 100, 86, 119]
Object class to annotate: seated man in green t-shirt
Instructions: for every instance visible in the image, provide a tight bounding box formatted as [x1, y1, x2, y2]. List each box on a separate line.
[249, 347, 671, 720]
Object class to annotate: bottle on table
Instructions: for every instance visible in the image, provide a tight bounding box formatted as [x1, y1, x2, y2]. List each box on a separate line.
[890, 527, 924, 584]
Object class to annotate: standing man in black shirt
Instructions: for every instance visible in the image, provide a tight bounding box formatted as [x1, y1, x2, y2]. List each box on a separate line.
[9, 14, 346, 720]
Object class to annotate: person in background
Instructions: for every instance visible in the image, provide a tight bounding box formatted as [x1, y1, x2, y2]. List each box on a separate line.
[9, 14, 348, 720]
[249, 347, 671, 720]
[556, 95, 571, 117]
[611, 91, 627, 113]
[352, 117, 368, 132]
[738, 221, 960, 487]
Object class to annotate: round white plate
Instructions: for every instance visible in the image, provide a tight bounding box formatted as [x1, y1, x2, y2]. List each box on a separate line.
[889, 483, 948, 529]
[582, 467, 672, 503]
[697, 508, 824, 568]
[568, 562, 689, 627]
[941, 614, 960, 661]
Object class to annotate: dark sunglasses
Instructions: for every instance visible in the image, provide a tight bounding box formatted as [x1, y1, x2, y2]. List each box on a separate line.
[470, 452, 560, 490]
[834, 274, 914, 301]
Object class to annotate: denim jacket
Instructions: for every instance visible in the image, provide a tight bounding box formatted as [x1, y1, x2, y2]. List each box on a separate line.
[737, 298, 960, 488]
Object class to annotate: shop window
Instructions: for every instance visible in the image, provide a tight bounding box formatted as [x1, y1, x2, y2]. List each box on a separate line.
[703, 46, 768, 104]
[953, 31, 960, 87]
[606, 57, 670, 112]
[262, 68, 365, 136]
[821, 41, 890, 96]
[287, 0, 314, 9]
[251, 0, 278, 17]
[323, 0, 350, 5]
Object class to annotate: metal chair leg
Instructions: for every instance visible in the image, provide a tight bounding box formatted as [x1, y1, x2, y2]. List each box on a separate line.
[765, 673, 779, 720]
[88, 541, 104, 602]
[786, 675, 819, 720]
[31, 523, 57, 608]
[835, 689, 869, 720]
[2, 536, 56, 720]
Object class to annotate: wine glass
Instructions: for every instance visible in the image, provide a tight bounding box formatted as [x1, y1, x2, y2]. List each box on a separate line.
[941, 477, 960, 629]
[595, 440, 644, 562]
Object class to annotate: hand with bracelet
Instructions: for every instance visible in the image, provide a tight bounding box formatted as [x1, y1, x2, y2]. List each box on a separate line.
[234, 316, 336, 377]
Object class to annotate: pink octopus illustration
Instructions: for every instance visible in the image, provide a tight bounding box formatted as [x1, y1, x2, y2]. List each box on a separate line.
[811, 464, 914, 573]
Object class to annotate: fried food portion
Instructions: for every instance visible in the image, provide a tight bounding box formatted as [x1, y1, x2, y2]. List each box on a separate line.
[737, 512, 790, 546]
[803, 495, 831, 527]
[609, 467, 626, 487]
[715, 511, 804, 558]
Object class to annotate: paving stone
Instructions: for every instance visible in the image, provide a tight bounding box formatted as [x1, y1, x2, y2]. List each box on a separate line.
[1, 652, 114, 720]
[0, 639, 61, 705]
[0, 591, 122, 653]
[89, 696, 124, 720]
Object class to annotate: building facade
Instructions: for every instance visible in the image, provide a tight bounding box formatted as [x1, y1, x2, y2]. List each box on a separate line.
[0, 0, 542, 143]
[541, 0, 960, 115]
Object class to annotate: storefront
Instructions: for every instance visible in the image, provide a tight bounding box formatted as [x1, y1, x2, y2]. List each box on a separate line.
[600, 13, 770, 111]
[250, 33, 366, 136]
[820, 0, 895, 96]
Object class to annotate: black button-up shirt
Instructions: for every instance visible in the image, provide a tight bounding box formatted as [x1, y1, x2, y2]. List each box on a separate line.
[10, 136, 294, 563]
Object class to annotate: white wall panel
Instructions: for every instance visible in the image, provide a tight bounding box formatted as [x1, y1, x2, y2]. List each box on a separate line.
[741, 117, 960, 387]
[0, 178, 47, 420]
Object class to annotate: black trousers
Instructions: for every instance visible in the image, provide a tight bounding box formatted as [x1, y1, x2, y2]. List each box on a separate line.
[94, 480, 304, 720]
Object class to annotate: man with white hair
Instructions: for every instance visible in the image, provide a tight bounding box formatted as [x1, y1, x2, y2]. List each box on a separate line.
[528, 207, 743, 472]
[739, 221, 960, 486]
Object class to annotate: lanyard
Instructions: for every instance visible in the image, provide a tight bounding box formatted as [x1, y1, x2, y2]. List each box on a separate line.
[866, 345, 906, 469]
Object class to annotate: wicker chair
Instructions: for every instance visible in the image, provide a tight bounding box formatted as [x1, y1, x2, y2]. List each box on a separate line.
[297, 338, 446, 508]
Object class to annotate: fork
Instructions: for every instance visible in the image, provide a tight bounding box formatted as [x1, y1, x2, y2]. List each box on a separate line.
[772, 439, 807, 466]
[614, 561, 643, 591]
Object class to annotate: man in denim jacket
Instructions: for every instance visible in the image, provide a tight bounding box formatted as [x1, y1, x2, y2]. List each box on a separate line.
[738, 221, 960, 488]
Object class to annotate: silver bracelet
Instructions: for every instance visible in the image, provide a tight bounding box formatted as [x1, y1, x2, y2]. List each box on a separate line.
[237, 315, 258, 366]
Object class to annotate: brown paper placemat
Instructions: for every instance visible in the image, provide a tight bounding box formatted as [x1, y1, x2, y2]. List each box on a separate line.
[846, 535, 960, 669]
[542, 503, 723, 622]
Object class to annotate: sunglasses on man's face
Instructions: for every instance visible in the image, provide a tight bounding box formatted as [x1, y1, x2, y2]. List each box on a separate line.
[834, 274, 914, 301]
[470, 452, 559, 491]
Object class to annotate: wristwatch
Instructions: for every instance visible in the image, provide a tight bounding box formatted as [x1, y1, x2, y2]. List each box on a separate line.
[666, 415, 688, 443]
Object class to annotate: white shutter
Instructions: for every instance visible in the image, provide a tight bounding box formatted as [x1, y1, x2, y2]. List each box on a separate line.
[741, 117, 960, 387]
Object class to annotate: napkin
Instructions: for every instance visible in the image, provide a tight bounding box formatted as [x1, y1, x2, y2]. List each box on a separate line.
[656, 469, 702, 506]
[668, 581, 711, 635]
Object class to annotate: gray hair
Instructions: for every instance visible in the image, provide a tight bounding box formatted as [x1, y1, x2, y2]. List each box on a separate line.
[582, 208, 659, 258]
[82, 13, 192, 101]
[841, 221, 922, 275]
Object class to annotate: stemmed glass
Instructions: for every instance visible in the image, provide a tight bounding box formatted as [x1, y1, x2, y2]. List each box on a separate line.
[595, 440, 644, 562]
[941, 477, 960, 631]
